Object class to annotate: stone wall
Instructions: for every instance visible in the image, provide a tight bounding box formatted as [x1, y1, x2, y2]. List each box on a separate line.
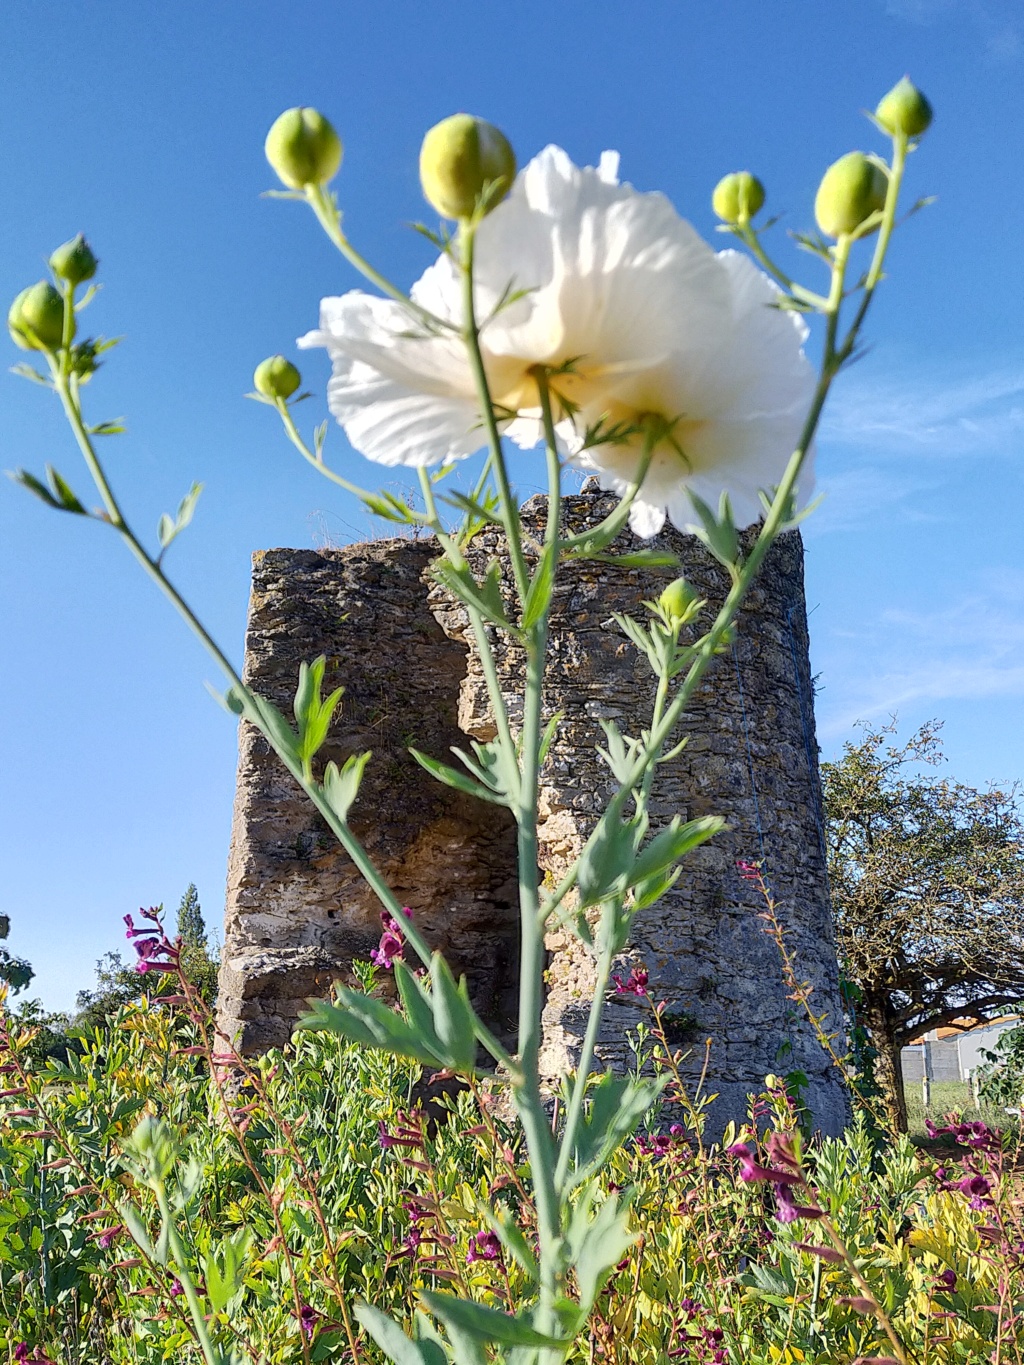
[219, 491, 849, 1134]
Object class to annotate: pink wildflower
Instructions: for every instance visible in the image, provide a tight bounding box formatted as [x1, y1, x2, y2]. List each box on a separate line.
[467, 1229, 501, 1263]
[612, 966, 649, 996]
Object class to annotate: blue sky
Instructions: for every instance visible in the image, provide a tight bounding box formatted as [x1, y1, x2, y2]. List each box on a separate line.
[1, 0, 1022, 1010]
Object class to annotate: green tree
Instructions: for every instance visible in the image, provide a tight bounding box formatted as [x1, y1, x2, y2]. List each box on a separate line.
[823, 722, 1024, 1133]
[0, 914, 34, 995]
[72, 950, 145, 1033]
[176, 883, 219, 1002]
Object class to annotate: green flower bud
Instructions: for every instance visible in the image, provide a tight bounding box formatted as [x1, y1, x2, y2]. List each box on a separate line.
[49, 233, 98, 287]
[8, 281, 69, 351]
[875, 76, 933, 138]
[253, 354, 301, 401]
[419, 113, 516, 220]
[712, 171, 766, 224]
[264, 107, 343, 189]
[658, 577, 698, 624]
[814, 152, 888, 239]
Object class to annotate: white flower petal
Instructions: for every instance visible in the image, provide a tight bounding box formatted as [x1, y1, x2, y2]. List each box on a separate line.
[299, 145, 814, 496]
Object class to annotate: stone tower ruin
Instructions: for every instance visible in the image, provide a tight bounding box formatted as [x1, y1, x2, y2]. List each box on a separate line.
[219, 489, 849, 1135]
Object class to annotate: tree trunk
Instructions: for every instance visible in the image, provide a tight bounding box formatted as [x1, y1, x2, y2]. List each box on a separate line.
[862, 999, 908, 1134]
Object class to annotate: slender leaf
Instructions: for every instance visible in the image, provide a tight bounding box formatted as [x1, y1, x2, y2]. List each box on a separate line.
[45, 465, 87, 513]
[322, 751, 371, 823]
[569, 1073, 665, 1185]
[355, 1304, 440, 1365]
[409, 748, 506, 806]
[429, 954, 477, 1073]
[629, 816, 725, 887]
[11, 469, 61, 509]
[568, 1188, 636, 1313]
[299, 992, 443, 1067]
[522, 540, 557, 630]
[420, 1292, 563, 1348]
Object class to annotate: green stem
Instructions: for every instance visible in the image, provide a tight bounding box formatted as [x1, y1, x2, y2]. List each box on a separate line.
[417, 469, 520, 797]
[54, 375, 243, 689]
[513, 626, 562, 1326]
[532, 369, 562, 548]
[277, 401, 424, 513]
[558, 444, 654, 557]
[305, 185, 456, 334]
[837, 133, 908, 363]
[494, 363, 565, 1333]
[552, 943, 614, 1192]
[736, 224, 828, 310]
[155, 1188, 221, 1365]
[553, 643, 672, 1191]
[458, 221, 530, 601]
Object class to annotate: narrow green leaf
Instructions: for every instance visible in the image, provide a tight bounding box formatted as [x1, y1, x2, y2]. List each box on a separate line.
[118, 1203, 155, 1261]
[433, 560, 517, 636]
[629, 816, 725, 886]
[576, 802, 641, 909]
[322, 751, 371, 823]
[8, 468, 64, 511]
[420, 1292, 563, 1348]
[521, 540, 557, 631]
[293, 657, 323, 729]
[589, 550, 680, 570]
[393, 961, 443, 1055]
[10, 363, 51, 386]
[42, 465, 85, 513]
[299, 992, 444, 1066]
[409, 748, 506, 806]
[441, 489, 502, 526]
[477, 1203, 538, 1278]
[429, 954, 477, 1073]
[568, 1189, 636, 1313]
[361, 490, 420, 524]
[297, 998, 378, 1049]
[174, 481, 203, 530]
[538, 710, 562, 765]
[686, 490, 739, 567]
[355, 1304, 439, 1365]
[569, 1074, 665, 1186]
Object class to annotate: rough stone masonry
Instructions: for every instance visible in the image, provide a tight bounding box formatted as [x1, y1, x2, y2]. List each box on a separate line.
[219, 489, 850, 1134]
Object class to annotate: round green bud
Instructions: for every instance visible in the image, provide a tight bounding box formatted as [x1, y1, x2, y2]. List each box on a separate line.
[8, 281, 69, 351]
[49, 233, 98, 287]
[419, 113, 516, 220]
[814, 152, 888, 239]
[658, 577, 698, 623]
[711, 171, 766, 224]
[264, 107, 343, 189]
[875, 76, 933, 138]
[254, 354, 301, 401]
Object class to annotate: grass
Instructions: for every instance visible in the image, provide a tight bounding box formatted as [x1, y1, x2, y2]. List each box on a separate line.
[905, 1078, 1016, 1140]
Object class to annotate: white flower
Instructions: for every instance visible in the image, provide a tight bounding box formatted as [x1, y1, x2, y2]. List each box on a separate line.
[298, 146, 815, 536]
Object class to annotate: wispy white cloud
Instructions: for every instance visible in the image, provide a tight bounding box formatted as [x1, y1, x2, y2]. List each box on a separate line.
[882, 0, 1021, 60]
[815, 572, 1024, 738]
[804, 464, 940, 536]
[821, 362, 1024, 458]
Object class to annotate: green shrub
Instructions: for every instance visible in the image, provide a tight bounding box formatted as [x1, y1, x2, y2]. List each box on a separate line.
[1, 945, 1020, 1365]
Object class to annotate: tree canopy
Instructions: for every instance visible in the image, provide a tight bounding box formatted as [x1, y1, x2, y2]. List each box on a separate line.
[823, 721, 1024, 1130]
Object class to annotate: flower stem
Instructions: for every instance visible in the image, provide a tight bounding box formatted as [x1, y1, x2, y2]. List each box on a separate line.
[277, 401, 420, 511]
[305, 185, 456, 334]
[458, 221, 530, 601]
[154, 1187, 222, 1365]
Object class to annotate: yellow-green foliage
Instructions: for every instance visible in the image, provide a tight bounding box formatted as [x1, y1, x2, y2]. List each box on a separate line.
[0, 992, 1020, 1364]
